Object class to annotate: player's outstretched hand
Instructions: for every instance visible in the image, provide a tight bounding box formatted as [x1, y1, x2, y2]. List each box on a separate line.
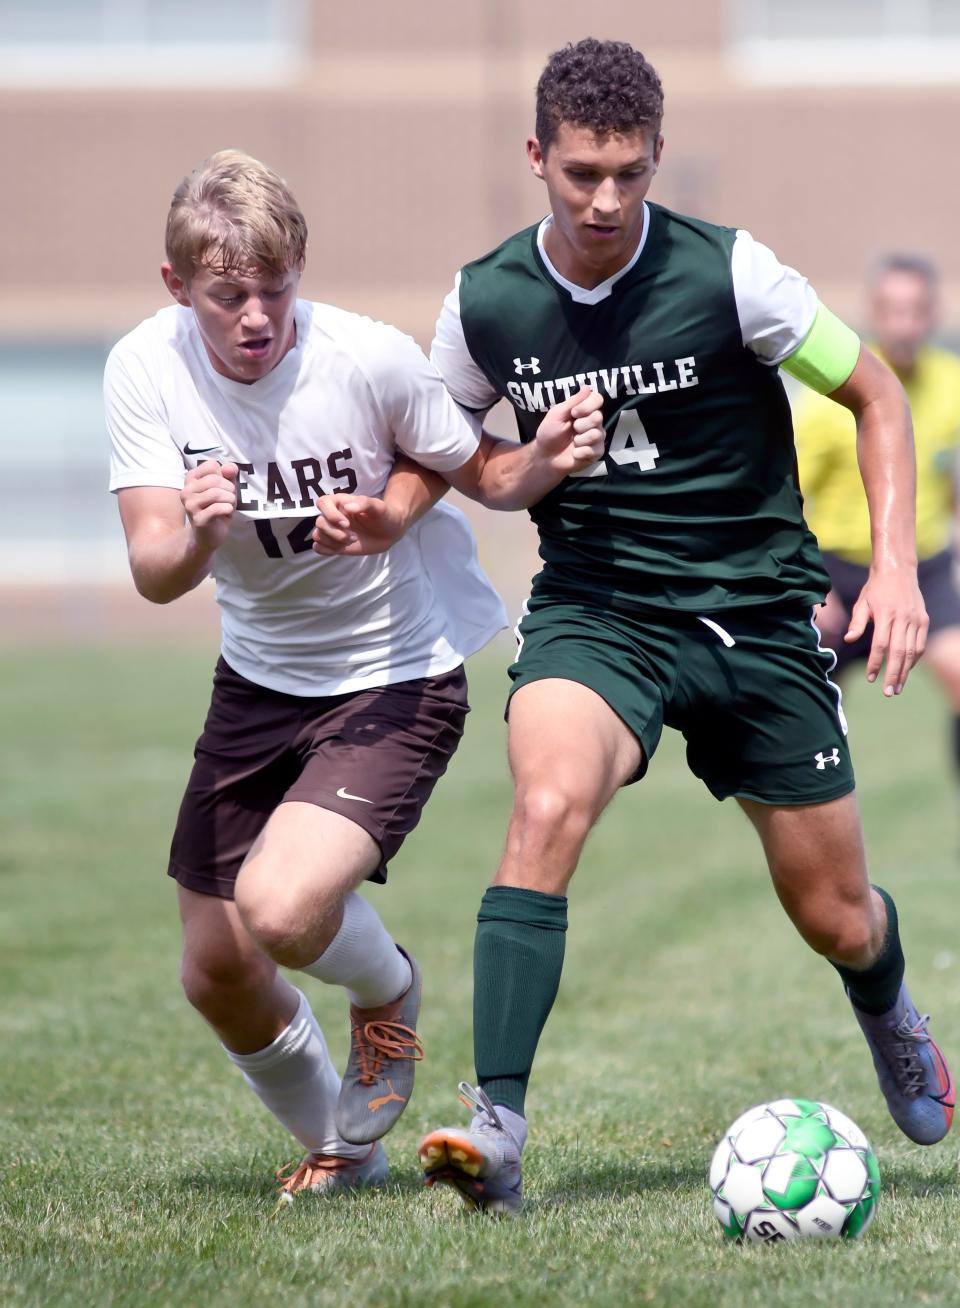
[534, 386, 606, 473]
[846, 568, 929, 697]
[312, 493, 405, 556]
[181, 460, 238, 551]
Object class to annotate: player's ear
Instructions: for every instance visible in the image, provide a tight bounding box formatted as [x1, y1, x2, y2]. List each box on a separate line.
[653, 134, 664, 169]
[160, 263, 192, 308]
[527, 137, 546, 180]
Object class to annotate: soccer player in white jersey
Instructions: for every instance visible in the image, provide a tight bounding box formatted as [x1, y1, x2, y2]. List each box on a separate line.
[105, 150, 604, 1201]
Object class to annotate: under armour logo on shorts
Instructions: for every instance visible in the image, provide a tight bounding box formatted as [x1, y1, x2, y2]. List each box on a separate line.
[814, 748, 840, 769]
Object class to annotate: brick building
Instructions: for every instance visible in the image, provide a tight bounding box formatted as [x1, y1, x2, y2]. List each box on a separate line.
[3, 0, 959, 600]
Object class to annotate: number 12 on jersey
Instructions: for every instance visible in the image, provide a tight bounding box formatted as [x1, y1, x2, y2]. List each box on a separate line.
[570, 408, 660, 478]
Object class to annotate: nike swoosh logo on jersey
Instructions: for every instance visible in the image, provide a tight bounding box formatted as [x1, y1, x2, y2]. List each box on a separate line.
[336, 786, 374, 804]
[183, 442, 224, 456]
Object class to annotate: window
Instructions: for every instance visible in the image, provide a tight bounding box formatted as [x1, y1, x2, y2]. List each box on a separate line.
[730, 0, 960, 83]
[0, 0, 306, 86]
[0, 343, 125, 583]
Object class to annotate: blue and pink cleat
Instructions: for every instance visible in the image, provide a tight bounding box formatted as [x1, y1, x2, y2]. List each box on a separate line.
[851, 983, 953, 1145]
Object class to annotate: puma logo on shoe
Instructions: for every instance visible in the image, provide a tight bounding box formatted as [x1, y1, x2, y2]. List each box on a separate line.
[368, 1079, 406, 1113]
[336, 950, 422, 1144]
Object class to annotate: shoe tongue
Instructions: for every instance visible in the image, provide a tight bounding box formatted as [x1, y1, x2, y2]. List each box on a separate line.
[459, 1080, 501, 1125]
[493, 1104, 528, 1151]
[350, 997, 402, 1021]
[470, 1104, 527, 1153]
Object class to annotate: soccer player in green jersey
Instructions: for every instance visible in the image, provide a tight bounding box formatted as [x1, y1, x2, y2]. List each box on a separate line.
[315, 38, 954, 1215]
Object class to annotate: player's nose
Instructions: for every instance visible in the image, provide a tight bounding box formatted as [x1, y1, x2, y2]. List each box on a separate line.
[241, 299, 269, 330]
[592, 177, 621, 217]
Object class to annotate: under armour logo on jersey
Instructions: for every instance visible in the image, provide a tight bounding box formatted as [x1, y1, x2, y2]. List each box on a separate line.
[513, 357, 541, 375]
[814, 749, 841, 769]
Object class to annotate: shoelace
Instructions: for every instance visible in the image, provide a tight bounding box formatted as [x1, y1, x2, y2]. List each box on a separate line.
[885, 1012, 932, 1097]
[457, 1080, 505, 1134]
[352, 1018, 424, 1087]
[275, 1151, 356, 1198]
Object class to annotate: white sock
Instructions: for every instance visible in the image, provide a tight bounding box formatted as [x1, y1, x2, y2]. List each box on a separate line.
[493, 1104, 528, 1152]
[300, 891, 411, 1009]
[225, 988, 367, 1159]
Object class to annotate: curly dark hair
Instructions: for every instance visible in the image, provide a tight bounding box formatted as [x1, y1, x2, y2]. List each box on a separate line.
[535, 38, 663, 152]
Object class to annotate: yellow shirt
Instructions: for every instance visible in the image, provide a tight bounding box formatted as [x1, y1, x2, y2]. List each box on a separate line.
[793, 345, 960, 564]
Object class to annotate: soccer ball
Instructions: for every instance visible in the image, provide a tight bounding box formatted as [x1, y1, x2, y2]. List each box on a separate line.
[710, 1098, 880, 1243]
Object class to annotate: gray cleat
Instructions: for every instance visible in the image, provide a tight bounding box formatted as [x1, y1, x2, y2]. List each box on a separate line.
[336, 946, 424, 1144]
[418, 1082, 524, 1217]
[275, 1141, 389, 1205]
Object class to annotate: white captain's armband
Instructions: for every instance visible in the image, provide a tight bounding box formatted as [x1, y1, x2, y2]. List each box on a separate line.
[780, 305, 861, 395]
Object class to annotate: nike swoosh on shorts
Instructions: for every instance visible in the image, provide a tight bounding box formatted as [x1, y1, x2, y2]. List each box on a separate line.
[337, 787, 374, 804]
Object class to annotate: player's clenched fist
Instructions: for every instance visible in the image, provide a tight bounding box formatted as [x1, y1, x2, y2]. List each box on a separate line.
[312, 493, 404, 556]
[533, 386, 606, 473]
[181, 459, 239, 550]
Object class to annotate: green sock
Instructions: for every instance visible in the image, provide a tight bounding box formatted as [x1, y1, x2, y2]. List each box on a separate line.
[831, 885, 905, 1016]
[473, 885, 568, 1116]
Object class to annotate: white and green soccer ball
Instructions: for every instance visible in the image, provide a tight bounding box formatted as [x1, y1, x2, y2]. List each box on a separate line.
[710, 1098, 880, 1244]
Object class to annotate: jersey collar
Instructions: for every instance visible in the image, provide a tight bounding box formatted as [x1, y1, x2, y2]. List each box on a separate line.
[536, 203, 650, 305]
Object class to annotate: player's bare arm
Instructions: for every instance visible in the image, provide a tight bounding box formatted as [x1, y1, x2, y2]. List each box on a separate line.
[829, 347, 928, 695]
[444, 386, 604, 508]
[117, 458, 239, 603]
[312, 387, 605, 556]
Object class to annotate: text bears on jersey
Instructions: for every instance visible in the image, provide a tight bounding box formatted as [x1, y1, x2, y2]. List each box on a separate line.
[505, 356, 699, 414]
[228, 449, 359, 515]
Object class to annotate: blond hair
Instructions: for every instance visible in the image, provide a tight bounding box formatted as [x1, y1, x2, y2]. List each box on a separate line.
[165, 149, 307, 281]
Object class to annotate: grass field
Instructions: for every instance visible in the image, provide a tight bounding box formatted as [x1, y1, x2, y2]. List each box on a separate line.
[2, 641, 959, 1307]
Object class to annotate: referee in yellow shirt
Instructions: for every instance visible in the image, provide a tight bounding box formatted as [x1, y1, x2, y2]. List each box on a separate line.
[796, 254, 960, 757]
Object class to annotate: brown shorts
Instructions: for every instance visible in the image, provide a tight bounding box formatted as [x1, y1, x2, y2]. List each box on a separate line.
[168, 657, 469, 898]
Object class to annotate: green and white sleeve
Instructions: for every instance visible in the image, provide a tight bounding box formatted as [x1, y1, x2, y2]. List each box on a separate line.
[430, 272, 502, 432]
[732, 229, 860, 394]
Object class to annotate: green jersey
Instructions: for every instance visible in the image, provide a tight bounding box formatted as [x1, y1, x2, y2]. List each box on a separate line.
[431, 201, 849, 613]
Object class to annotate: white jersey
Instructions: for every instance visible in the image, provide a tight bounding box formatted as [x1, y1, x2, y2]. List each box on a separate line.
[105, 300, 506, 696]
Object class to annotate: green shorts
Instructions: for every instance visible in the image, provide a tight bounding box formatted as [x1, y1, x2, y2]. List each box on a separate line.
[508, 599, 854, 806]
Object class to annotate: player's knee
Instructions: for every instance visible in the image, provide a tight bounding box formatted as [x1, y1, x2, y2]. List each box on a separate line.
[235, 874, 338, 968]
[796, 901, 875, 966]
[233, 886, 300, 963]
[180, 946, 271, 1023]
[513, 782, 594, 852]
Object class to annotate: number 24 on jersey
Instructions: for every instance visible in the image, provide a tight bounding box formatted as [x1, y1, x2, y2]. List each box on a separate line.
[570, 408, 660, 478]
